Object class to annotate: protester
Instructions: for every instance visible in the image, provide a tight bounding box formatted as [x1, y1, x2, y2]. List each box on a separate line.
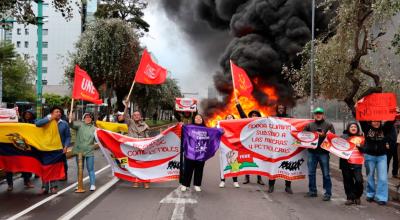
[219, 114, 240, 188]
[268, 104, 292, 194]
[304, 107, 335, 201]
[69, 112, 97, 191]
[174, 111, 195, 125]
[386, 121, 398, 179]
[181, 114, 214, 192]
[360, 120, 394, 205]
[340, 122, 364, 205]
[236, 102, 265, 185]
[116, 111, 125, 124]
[123, 102, 150, 188]
[5, 110, 36, 191]
[36, 106, 71, 194]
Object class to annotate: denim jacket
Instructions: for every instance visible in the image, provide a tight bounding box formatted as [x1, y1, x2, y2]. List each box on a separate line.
[35, 115, 71, 148]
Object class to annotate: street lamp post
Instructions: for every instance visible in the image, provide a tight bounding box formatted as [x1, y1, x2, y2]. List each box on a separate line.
[36, 0, 44, 117]
[310, 0, 316, 117]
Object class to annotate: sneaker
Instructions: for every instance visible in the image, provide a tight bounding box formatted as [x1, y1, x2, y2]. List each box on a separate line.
[144, 183, 150, 189]
[257, 179, 265, 185]
[7, 185, 13, 192]
[322, 195, 331, 201]
[285, 187, 293, 194]
[366, 197, 374, 202]
[194, 186, 202, 192]
[267, 185, 274, 193]
[132, 182, 139, 188]
[219, 181, 225, 188]
[24, 182, 34, 189]
[377, 201, 386, 206]
[243, 178, 250, 184]
[39, 188, 48, 195]
[304, 192, 317, 198]
[180, 186, 187, 192]
[50, 187, 58, 194]
[345, 200, 354, 206]
[90, 185, 96, 191]
[233, 182, 240, 188]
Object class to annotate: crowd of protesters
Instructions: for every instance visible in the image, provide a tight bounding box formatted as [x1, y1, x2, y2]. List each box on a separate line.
[2, 102, 400, 208]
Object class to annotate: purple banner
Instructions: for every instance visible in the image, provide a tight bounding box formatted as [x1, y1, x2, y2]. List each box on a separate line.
[182, 125, 223, 161]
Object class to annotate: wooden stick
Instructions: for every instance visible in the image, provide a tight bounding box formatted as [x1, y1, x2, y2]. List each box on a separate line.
[125, 80, 136, 103]
[230, 60, 238, 102]
[69, 98, 74, 123]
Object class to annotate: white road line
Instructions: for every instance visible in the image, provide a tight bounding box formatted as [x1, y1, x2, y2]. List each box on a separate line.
[160, 187, 198, 220]
[58, 177, 119, 220]
[257, 186, 273, 202]
[6, 165, 110, 220]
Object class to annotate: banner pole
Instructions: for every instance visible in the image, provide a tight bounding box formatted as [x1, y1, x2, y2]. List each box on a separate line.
[125, 80, 136, 103]
[69, 98, 74, 123]
[75, 152, 85, 193]
[230, 60, 238, 102]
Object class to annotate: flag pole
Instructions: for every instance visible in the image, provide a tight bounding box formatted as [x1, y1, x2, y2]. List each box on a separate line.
[69, 98, 74, 123]
[230, 60, 239, 102]
[125, 80, 136, 103]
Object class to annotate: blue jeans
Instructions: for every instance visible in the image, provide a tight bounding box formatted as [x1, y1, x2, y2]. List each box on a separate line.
[365, 154, 388, 202]
[76, 156, 95, 186]
[307, 152, 332, 196]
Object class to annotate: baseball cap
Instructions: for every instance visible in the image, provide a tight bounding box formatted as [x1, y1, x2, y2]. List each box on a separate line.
[313, 107, 324, 114]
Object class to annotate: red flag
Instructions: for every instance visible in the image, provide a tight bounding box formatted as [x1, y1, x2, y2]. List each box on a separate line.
[134, 49, 167, 84]
[230, 60, 253, 98]
[72, 65, 102, 104]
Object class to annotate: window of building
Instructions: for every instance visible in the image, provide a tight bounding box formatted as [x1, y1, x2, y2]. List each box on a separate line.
[16, 41, 21, 48]
[25, 28, 29, 35]
[42, 41, 48, 48]
[43, 29, 48, 35]
[17, 28, 21, 35]
[24, 41, 29, 48]
[42, 67, 48, 74]
[24, 54, 29, 59]
[42, 54, 48, 61]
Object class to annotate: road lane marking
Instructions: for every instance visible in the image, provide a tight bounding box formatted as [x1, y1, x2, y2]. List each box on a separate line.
[160, 187, 198, 220]
[257, 186, 273, 202]
[6, 165, 110, 220]
[58, 177, 119, 220]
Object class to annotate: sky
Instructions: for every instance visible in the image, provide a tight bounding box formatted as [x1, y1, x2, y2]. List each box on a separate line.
[140, 2, 216, 100]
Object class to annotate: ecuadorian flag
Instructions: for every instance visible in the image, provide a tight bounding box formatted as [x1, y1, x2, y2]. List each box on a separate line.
[96, 120, 128, 133]
[0, 121, 65, 181]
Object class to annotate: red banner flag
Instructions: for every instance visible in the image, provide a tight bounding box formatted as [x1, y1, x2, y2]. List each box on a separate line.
[134, 49, 167, 84]
[356, 93, 397, 121]
[321, 132, 356, 159]
[230, 60, 253, 98]
[72, 65, 102, 104]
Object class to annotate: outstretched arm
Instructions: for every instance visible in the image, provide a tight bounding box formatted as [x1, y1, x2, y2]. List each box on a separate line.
[236, 102, 247, 119]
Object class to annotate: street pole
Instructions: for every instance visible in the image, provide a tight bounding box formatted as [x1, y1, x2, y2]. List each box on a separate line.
[36, 0, 43, 117]
[310, 0, 315, 118]
[0, 19, 16, 107]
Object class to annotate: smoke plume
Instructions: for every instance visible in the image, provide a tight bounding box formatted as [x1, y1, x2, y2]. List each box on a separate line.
[158, 0, 332, 114]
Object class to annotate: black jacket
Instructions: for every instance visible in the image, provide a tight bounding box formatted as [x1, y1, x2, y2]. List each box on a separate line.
[359, 121, 394, 156]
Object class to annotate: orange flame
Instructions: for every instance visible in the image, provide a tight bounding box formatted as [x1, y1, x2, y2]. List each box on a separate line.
[206, 84, 279, 127]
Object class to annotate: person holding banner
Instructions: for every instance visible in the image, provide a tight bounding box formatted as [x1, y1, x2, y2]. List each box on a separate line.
[35, 106, 71, 194]
[219, 114, 240, 188]
[181, 114, 223, 192]
[360, 120, 394, 205]
[236, 103, 265, 185]
[268, 104, 293, 194]
[304, 107, 335, 201]
[69, 112, 97, 191]
[340, 122, 364, 205]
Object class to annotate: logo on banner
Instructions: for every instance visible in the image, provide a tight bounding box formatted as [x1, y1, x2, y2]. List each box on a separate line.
[144, 64, 158, 79]
[81, 78, 96, 94]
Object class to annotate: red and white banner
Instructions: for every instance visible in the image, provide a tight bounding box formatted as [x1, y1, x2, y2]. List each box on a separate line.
[356, 93, 397, 121]
[347, 136, 365, 165]
[291, 130, 319, 149]
[72, 65, 102, 104]
[134, 49, 167, 85]
[219, 117, 312, 181]
[95, 124, 182, 182]
[0, 108, 18, 123]
[321, 132, 356, 159]
[175, 98, 197, 112]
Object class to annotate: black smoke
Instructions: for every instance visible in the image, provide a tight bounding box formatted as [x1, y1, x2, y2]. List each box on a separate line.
[158, 0, 332, 115]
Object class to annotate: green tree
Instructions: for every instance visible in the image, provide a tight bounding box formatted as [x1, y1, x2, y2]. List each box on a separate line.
[43, 93, 71, 108]
[286, 0, 400, 112]
[94, 0, 149, 34]
[0, 0, 74, 24]
[65, 19, 142, 115]
[2, 56, 35, 103]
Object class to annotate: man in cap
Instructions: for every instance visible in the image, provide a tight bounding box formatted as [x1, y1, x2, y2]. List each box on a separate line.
[304, 107, 335, 201]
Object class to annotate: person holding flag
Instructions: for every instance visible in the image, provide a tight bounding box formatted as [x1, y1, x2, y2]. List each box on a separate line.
[230, 60, 265, 185]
